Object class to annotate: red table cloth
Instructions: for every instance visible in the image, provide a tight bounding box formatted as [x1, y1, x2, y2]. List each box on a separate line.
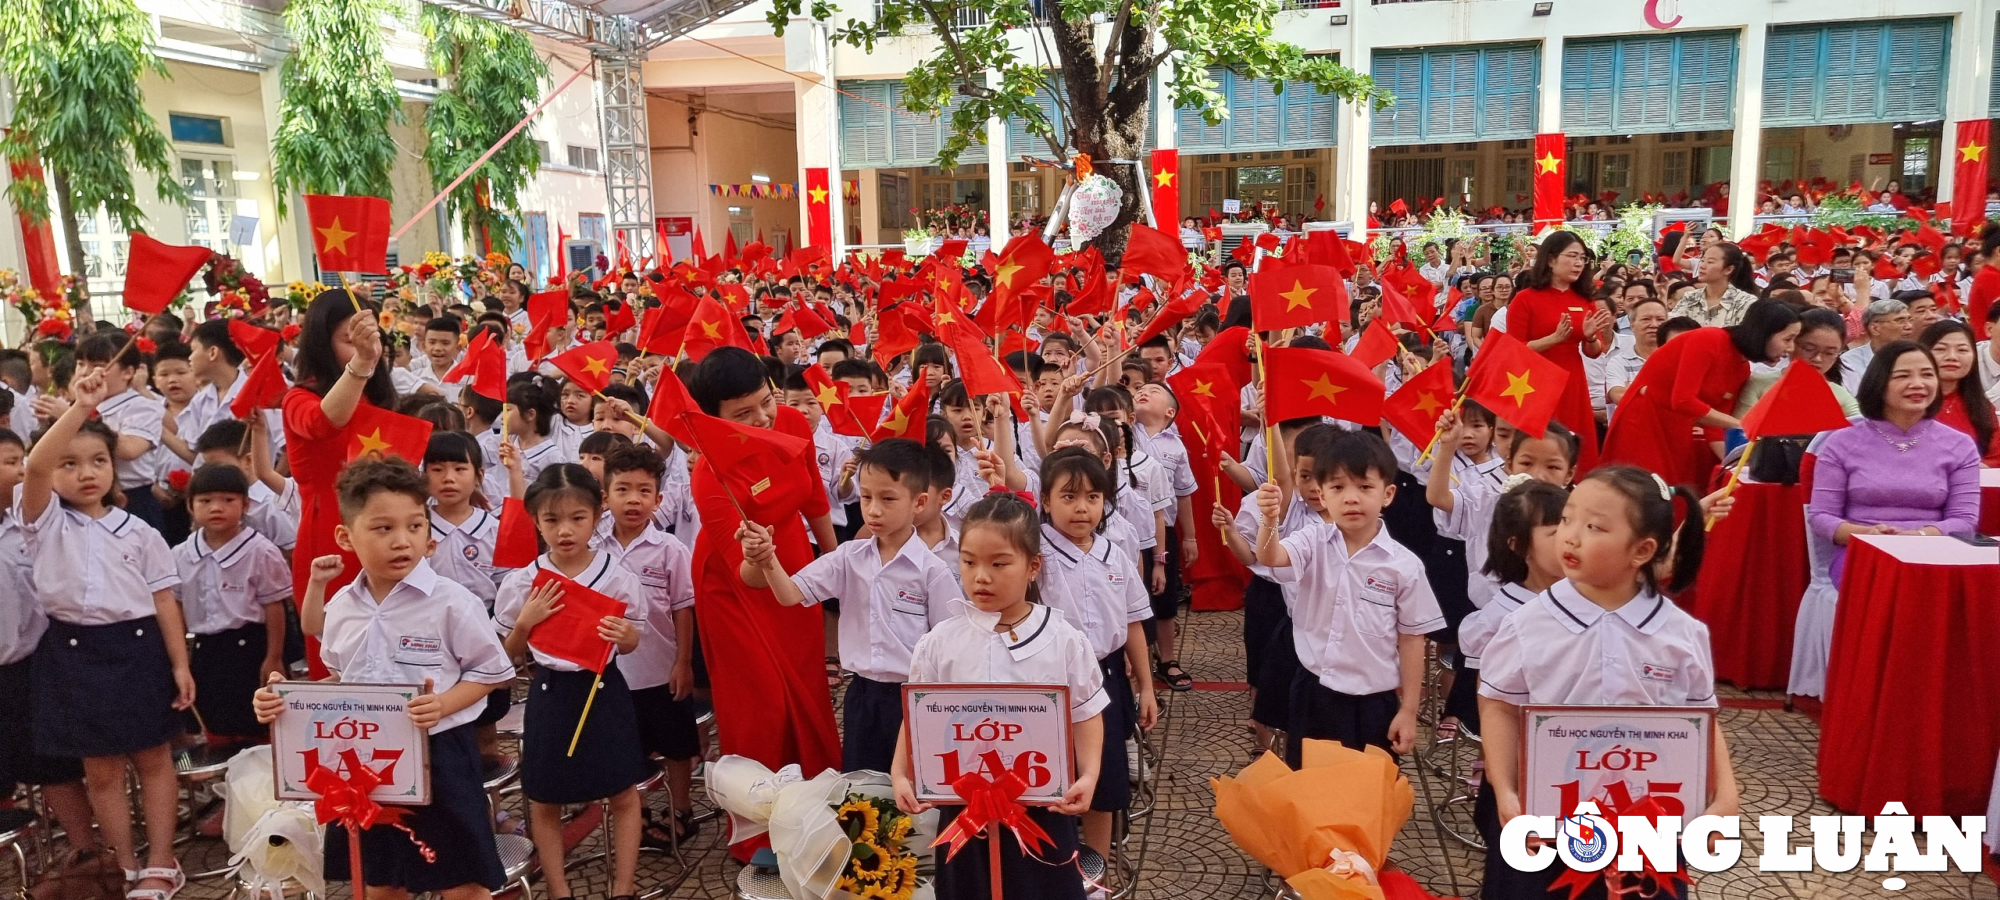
[1688, 481, 1811, 690]
[1818, 535, 2000, 817]
[1981, 468, 1999, 535]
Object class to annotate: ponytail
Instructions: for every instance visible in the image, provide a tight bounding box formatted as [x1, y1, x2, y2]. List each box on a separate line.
[1580, 465, 1706, 593]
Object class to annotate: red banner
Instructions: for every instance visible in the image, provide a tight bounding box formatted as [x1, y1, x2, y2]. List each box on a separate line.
[5, 151, 61, 299]
[1952, 119, 1990, 238]
[1150, 149, 1181, 230]
[1533, 133, 1567, 229]
[804, 167, 833, 249]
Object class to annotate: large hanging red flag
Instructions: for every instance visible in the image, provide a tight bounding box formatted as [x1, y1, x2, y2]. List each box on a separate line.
[1739, 361, 1852, 439]
[443, 328, 507, 401]
[549, 341, 620, 395]
[1249, 265, 1347, 332]
[228, 351, 287, 419]
[1149, 149, 1181, 234]
[123, 234, 212, 315]
[525, 568, 625, 673]
[804, 167, 834, 249]
[1380, 360, 1456, 449]
[1952, 120, 1991, 239]
[303, 194, 391, 274]
[343, 403, 434, 463]
[1464, 330, 1568, 438]
[1262, 345, 1385, 426]
[1532, 134, 1567, 230]
[1121, 224, 1187, 284]
[555, 225, 570, 283]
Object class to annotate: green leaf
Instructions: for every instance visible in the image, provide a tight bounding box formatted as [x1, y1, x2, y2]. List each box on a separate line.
[419, 6, 548, 248]
[272, 0, 402, 212]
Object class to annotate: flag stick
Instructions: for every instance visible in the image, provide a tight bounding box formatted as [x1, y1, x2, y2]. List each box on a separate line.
[673, 411, 752, 522]
[1414, 388, 1469, 466]
[334, 273, 368, 315]
[1253, 335, 1278, 482]
[1214, 475, 1229, 538]
[1705, 440, 1756, 532]
[567, 644, 618, 756]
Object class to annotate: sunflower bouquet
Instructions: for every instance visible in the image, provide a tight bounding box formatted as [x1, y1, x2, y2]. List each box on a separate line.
[832, 793, 927, 900]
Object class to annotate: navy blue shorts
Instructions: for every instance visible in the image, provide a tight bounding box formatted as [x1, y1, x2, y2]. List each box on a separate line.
[630, 684, 702, 762]
[841, 675, 904, 774]
[1091, 650, 1133, 812]
[1284, 673, 1398, 769]
[190, 622, 270, 739]
[932, 805, 1084, 900]
[325, 724, 505, 893]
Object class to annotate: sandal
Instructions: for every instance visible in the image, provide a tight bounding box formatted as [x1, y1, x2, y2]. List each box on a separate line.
[126, 865, 185, 900]
[825, 657, 844, 689]
[1156, 660, 1193, 692]
[639, 808, 699, 851]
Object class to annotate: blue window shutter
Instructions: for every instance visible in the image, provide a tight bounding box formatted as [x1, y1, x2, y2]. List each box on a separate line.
[1563, 40, 1617, 136]
[1008, 80, 1066, 162]
[1232, 73, 1283, 151]
[1821, 24, 1883, 123]
[1992, 23, 2000, 118]
[1616, 37, 1674, 132]
[1763, 27, 1823, 126]
[1283, 82, 1337, 147]
[838, 80, 891, 169]
[1881, 21, 1948, 121]
[1481, 46, 1538, 140]
[1425, 50, 1478, 141]
[1371, 51, 1425, 145]
[1672, 32, 1736, 130]
[1177, 66, 1230, 153]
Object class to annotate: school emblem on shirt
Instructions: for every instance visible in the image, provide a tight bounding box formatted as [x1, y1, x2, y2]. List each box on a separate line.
[1107, 572, 1127, 586]
[1640, 663, 1676, 683]
[461, 545, 480, 562]
[818, 451, 831, 468]
[1363, 575, 1398, 593]
[398, 636, 442, 655]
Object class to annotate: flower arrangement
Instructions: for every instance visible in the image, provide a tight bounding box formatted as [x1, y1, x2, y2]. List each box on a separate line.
[901, 226, 935, 256]
[203, 253, 270, 316]
[284, 280, 331, 311]
[1810, 194, 1905, 232]
[1552, 221, 1605, 256]
[1409, 208, 1471, 257]
[832, 792, 927, 900]
[3, 269, 75, 341]
[1601, 204, 1663, 266]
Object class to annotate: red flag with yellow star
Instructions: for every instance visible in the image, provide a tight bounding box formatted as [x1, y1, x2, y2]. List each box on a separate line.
[1952, 120, 1990, 239]
[549, 341, 620, 395]
[344, 402, 433, 463]
[1262, 345, 1384, 427]
[805, 167, 833, 249]
[988, 232, 1054, 297]
[872, 375, 930, 442]
[1249, 265, 1347, 332]
[1349, 317, 1400, 371]
[1121, 223, 1187, 284]
[682, 294, 753, 362]
[123, 234, 213, 315]
[1532, 134, 1566, 230]
[636, 289, 697, 357]
[1464, 330, 1568, 438]
[683, 411, 813, 503]
[1150, 149, 1180, 229]
[937, 289, 1023, 398]
[802, 364, 871, 438]
[443, 328, 508, 401]
[1381, 359, 1456, 449]
[303, 194, 390, 274]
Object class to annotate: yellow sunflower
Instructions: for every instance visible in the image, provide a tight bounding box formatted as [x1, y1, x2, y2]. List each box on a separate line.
[835, 798, 881, 840]
[876, 854, 919, 897]
[885, 815, 913, 845]
[847, 840, 890, 880]
[854, 884, 896, 900]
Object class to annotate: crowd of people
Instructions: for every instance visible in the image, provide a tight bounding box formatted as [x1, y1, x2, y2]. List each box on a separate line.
[0, 212, 1995, 900]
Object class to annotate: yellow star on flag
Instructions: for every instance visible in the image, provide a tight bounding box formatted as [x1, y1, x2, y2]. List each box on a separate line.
[1153, 170, 1175, 188]
[582, 356, 610, 377]
[1961, 142, 1987, 164]
[995, 263, 1025, 288]
[317, 217, 356, 255]
[809, 185, 830, 204]
[1280, 280, 1318, 311]
[936, 310, 956, 326]
[1536, 153, 1562, 175]
[1191, 379, 1216, 398]
[698, 320, 722, 338]
[814, 383, 843, 407]
[1303, 374, 1346, 406]
[354, 429, 390, 457]
[880, 409, 910, 435]
[1500, 370, 1535, 405]
[1412, 391, 1445, 418]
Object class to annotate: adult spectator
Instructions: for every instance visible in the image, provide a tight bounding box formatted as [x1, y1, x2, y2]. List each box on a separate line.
[1839, 300, 1913, 394]
[1921, 320, 2000, 466]
[1670, 242, 1760, 327]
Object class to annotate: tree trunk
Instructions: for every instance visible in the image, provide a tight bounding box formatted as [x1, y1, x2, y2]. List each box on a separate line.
[49, 169, 94, 325]
[1049, 6, 1158, 270]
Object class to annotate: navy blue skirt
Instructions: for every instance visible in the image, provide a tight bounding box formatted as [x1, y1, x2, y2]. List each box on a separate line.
[190, 622, 270, 738]
[1091, 650, 1133, 812]
[1476, 782, 1690, 900]
[931, 805, 1085, 900]
[1284, 671, 1398, 769]
[0, 658, 83, 787]
[32, 616, 178, 758]
[842, 675, 903, 774]
[522, 662, 647, 805]
[325, 724, 505, 893]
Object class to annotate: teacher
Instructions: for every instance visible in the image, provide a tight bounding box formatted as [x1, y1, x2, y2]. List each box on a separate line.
[282, 290, 395, 676]
[1601, 299, 1801, 490]
[1496, 231, 1612, 472]
[1806, 341, 1982, 582]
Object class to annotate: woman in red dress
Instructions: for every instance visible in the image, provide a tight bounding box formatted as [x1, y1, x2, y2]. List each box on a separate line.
[281, 290, 395, 676]
[1495, 231, 1614, 473]
[1601, 297, 1802, 490]
[1922, 319, 2000, 466]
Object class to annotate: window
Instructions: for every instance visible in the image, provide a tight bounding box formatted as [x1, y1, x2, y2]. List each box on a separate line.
[1445, 158, 1477, 199]
[1900, 136, 1933, 191]
[1763, 145, 1799, 182]
[1504, 157, 1531, 194]
[577, 213, 607, 247]
[1661, 149, 1690, 190]
[1197, 169, 1227, 208]
[1010, 179, 1042, 219]
[1371, 44, 1539, 146]
[1561, 33, 1736, 136]
[1763, 21, 1949, 126]
[180, 157, 238, 252]
[168, 113, 228, 146]
[1600, 153, 1631, 190]
[533, 140, 551, 164]
[566, 145, 600, 171]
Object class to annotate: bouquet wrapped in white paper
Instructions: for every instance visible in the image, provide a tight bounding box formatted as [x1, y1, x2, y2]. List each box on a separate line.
[221, 748, 325, 899]
[709, 757, 939, 900]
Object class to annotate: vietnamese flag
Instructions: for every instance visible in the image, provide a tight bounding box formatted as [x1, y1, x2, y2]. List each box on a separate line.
[872, 303, 923, 364]
[873, 376, 930, 442]
[1381, 360, 1457, 449]
[1262, 345, 1385, 427]
[1350, 318, 1400, 370]
[1249, 265, 1347, 332]
[1167, 359, 1250, 612]
[549, 341, 620, 395]
[682, 294, 753, 362]
[525, 568, 625, 673]
[1122, 224, 1186, 284]
[601, 298, 637, 337]
[227, 319, 281, 361]
[989, 232, 1054, 296]
[1532, 133, 1566, 229]
[646, 368, 701, 445]
[343, 402, 434, 463]
[1150, 149, 1181, 231]
[123, 234, 213, 315]
[228, 351, 287, 419]
[1377, 279, 1430, 331]
[303, 194, 391, 274]
[444, 328, 507, 401]
[682, 412, 813, 503]
[492, 497, 541, 568]
[1952, 120, 1990, 239]
[773, 304, 833, 341]
[937, 290, 1023, 398]
[524, 290, 571, 361]
[637, 290, 697, 357]
[843, 393, 890, 438]
[1464, 330, 1568, 438]
[1193, 326, 1255, 390]
[802, 364, 869, 437]
[1739, 360, 1852, 439]
[1131, 286, 1205, 346]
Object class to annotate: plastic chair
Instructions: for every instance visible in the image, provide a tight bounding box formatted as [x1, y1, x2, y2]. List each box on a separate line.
[1427, 727, 1485, 851]
[0, 808, 41, 892]
[1788, 509, 1840, 699]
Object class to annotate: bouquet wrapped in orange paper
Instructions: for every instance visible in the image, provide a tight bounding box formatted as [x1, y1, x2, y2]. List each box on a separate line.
[1213, 741, 1415, 900]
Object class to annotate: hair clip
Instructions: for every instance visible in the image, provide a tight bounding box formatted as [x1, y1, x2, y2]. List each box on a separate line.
[985, 484, 1037, 508]
[1650, 472, 1673, 501]
[1066, 410, 1102, 431]
[1501, 472, 1535, 493]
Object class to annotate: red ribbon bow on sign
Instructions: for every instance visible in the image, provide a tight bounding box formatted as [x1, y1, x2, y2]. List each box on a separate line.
[304, 750, 436, 862]
[930, 771, 1054, 862]
[1547, 795, 1690, 900]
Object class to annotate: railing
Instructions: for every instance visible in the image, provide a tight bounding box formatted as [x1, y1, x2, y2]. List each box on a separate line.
[872, 0, 1047, 31]
[1279, 0, 1343, 9]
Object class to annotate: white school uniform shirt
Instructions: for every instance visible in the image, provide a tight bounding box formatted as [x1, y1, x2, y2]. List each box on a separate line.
[1036, 524, 1151, 661]
[180, 375, 288, 461]
[660, 443, 701, 549]
[1456, 582, 1535, 670]
[1435, 476, 1504, 610]
[945, 447, 990, 529]
[515, 435, 565, 484]
[1583, 332, 1636, 415]
[1232, 493, 1320, 582]
[97, 388, 166, 490]
[908, 603, 1109, 724]
[925, 525, 961, 581]
[245, 481, 299, 551]
[812, 418, 861, 529]
[1270, 521, 1443, 696]
[787, 533, 960, 683]
[1115, 450, 1172, 551]
[406, 356, 463, 403]
[172, 527, 290, 635]
[429, 507, 504, 608]
[594, 524, 695, 690]
[15, 496, 178, 625]
[0, 514, 48, 666]
[1477, 580, 1717, 708]
[323, 562, 515, 732]
[494, 553, 648, 673]
[1132, 422, 1197, 525]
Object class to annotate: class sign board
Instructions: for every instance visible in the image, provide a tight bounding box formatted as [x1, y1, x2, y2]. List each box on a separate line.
[1520, 706, 1712, 819]
[904, 684, 1071, 805]
[271, 681, 431, 804]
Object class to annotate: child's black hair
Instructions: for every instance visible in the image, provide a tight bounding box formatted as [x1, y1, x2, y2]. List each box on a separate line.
[781, 367, 812, 393]
[1038, 445, 1117, 527]
[828, 359, 874, 383]
[1481, 480, 1567, 585]
[924, 414, 954, 450]
[1294, 422, 1339, 459]
[960, 489, 1042, 603]
[152, 340, 192, 367]
[1579, 464, 1706, 594]
[578, 430, 635, 458]
[1307, 430, 1398, 484]
[506, 375, 559, 437]
[0, 427, 21, 451]
[923, 442, 955, 502]
[856, 438, 935, 492]
[462, 387, 504, 427]
[1507, 421, 1579, 466]
[425, 315, 465, 336]
[408, 397, 469, 433]
[76, 331, 141, 369]
[194, 419, 249, 456]
[189, 318, 247, 366]
[937, 378, 972, 409]
[423, 430, 485, 470]
[689, 346, 770, 416]
[1458, 399, 1496, 428]
[598, 382, 648, 413]
[604, 443, 667, 482]
[524, 463, 604, 516]
[186, 463, 251, 499]
[335, 457, 430, 522]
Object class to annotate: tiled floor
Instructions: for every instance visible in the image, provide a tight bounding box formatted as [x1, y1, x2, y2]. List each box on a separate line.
[29, 609, 1998, 899]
